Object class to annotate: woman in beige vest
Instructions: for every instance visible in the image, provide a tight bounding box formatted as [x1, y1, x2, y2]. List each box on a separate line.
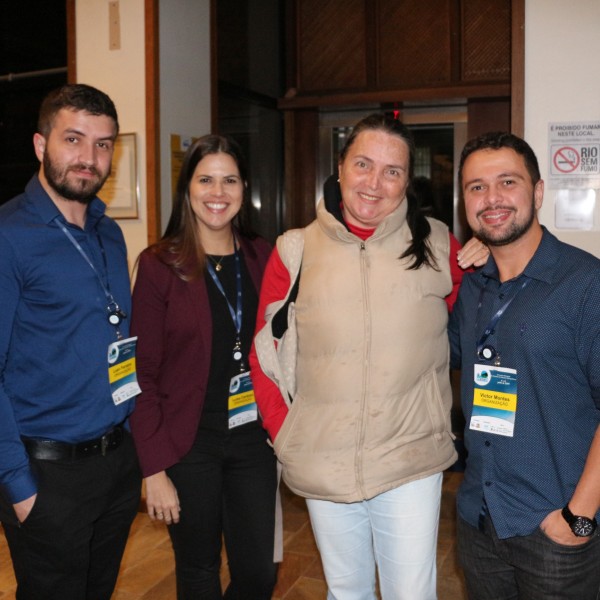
[251, 114, 486, 600]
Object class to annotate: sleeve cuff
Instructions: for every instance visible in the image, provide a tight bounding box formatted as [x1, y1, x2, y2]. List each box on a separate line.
[1, 468, 38, 504]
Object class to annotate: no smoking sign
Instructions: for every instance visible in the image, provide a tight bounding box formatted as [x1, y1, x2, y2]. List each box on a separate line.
[551, 144, 600, 176]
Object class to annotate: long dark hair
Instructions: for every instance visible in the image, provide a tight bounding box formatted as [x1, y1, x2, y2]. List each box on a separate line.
[152, 134, 254, 280]
[340, 113, 438, 270]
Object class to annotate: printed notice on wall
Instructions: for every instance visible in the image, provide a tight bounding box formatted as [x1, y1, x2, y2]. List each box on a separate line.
[548, 122, 599, 230]
[548, 122, 600, 189]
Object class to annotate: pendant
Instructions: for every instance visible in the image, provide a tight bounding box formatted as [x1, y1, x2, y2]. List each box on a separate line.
[215, 264, 222, 272]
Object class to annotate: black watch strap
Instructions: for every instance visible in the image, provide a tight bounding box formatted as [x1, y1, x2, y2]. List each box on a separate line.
[562, 504, 597, 537]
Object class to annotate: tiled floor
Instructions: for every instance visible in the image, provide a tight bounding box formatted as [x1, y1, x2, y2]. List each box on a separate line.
[0, 472, 467, 599]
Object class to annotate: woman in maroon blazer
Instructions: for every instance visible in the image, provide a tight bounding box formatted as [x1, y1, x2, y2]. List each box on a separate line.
[129, 135, 277, 599]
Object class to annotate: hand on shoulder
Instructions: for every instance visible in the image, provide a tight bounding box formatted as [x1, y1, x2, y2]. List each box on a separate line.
[457, 237, 489, 269]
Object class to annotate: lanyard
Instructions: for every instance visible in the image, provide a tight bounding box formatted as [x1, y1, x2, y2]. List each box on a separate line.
[56, 218, 126, 339]
[476, 277, 529, 363]
[206, 242, 245, 370]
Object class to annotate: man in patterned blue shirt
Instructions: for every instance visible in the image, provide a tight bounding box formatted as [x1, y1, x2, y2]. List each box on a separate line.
[449, 132, 600, 599]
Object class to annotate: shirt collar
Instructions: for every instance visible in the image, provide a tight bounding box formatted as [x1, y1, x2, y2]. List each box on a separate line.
[480, 226, 558, 285]
[25, 174, 107, 230]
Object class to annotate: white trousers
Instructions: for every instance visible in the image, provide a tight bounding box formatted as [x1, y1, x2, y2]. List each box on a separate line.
[306, 472, 442, 600]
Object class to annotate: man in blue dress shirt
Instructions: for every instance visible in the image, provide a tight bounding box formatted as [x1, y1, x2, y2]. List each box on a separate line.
[449, 132, 600, 599]
[0, 84, 141, 599]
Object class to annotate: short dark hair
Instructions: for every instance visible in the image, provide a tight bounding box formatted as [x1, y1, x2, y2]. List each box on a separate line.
[458, 131, 541, 188]
[37, 83, 119, 137]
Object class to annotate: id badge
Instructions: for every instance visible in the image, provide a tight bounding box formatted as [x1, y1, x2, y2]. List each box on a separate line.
[470, 364, 517, 437]
[228, 371, 257, 429]
[107, 336, 141, 405]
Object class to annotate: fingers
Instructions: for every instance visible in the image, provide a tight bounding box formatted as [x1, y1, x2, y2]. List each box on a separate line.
[457, 239, 489, 269]
[145, 473, 181, 524]
[148, 504, 181, 524]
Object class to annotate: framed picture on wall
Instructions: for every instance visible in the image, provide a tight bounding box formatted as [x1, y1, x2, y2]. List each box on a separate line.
[102, 133, 139, 219]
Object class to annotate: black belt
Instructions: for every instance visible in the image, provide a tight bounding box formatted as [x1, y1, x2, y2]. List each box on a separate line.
[22, 425, 125, 461]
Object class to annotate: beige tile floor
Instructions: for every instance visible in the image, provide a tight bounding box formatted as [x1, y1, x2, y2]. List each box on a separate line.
[0, 472, 467, 599]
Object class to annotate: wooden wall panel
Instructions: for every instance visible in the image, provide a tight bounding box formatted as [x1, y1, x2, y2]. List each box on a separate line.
[284, 109, 319, 229]
[297, 0, 367, 91]
[467, 98, 511, 141]
[378, 0, 453, 88]
[462, 0, 511, 81]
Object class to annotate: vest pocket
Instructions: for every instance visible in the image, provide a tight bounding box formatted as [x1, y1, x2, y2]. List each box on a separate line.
[422, 369, 452, 437]
[273, 394, 303, 459]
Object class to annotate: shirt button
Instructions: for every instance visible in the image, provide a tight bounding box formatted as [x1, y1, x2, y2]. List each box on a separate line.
[485, 481, 492, 487]
[499, 293, 505, 300]
[485, 441, 491, 447]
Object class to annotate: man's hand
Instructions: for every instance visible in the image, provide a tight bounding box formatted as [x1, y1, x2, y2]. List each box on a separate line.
[13, 493, 37, 523]
[540, 508, 590, 546]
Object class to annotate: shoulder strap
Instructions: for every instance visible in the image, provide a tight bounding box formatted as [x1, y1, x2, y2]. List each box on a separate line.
[271, 229, 304, 337]
[254, 228, 304, 407]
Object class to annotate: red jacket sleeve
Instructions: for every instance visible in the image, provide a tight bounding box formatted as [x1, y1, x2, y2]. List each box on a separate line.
[249, 247, 292, 441]
[446, 232, 464, 313]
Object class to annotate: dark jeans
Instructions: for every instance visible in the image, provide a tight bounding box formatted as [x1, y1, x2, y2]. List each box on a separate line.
[457, 513, 600, 600]
[166, 416, 278, 600]
[0, 432, 141, 600]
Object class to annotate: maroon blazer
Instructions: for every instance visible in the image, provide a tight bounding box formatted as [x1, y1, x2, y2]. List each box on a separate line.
[129, 234, 272, 477]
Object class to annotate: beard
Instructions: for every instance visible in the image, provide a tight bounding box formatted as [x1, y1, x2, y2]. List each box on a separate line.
[43, 152, 110, 204]
[473, 197, 536, 247]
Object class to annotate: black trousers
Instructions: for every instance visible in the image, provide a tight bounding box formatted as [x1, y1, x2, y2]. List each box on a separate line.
[458, 514, 600, 600]
[0, 432, 141, 600]
[166, 415, 278, 600]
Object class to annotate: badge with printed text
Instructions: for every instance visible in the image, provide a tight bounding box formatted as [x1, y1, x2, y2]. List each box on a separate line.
[470, 364, 517, 437]
[228, 371, 257, 429]
[107, 336, 141, 405]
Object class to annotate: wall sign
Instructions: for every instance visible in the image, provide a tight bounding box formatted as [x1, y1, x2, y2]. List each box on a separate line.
[548, 122, 600, 189]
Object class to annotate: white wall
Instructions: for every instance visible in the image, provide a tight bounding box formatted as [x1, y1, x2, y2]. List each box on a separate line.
[76, 0, 148, 267]
[525, 0, 600, 257]
[75, 0, 211, 268]
[158, 0, 211, 231]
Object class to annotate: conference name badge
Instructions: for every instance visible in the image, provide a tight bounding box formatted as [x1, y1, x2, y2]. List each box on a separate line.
[107, 336, 142, 405]
[470, 364, 517, 437]
[228, 371, 257, 429]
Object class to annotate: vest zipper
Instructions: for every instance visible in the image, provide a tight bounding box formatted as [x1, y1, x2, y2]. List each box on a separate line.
[355, 241, 369, 499]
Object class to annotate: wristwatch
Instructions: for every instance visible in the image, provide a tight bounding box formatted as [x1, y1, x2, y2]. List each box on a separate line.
[561, 504, 597, 537]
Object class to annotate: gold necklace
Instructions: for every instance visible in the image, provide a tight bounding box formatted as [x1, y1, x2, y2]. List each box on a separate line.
[207, 254, 225, 272]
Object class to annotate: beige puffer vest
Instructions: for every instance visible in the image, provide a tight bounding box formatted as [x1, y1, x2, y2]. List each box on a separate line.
[273, 199, 457, 502]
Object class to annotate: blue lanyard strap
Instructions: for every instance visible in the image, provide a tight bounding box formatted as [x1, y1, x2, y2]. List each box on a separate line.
[206, 244, 243, 335]
[56, 218, 125, 338]
[206, 241, 246, 372]
[476, 278, 530, 356]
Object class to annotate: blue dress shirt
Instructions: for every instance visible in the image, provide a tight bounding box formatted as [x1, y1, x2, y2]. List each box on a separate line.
[0, 176, 134, 504]
[448, 228, 600, 539]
